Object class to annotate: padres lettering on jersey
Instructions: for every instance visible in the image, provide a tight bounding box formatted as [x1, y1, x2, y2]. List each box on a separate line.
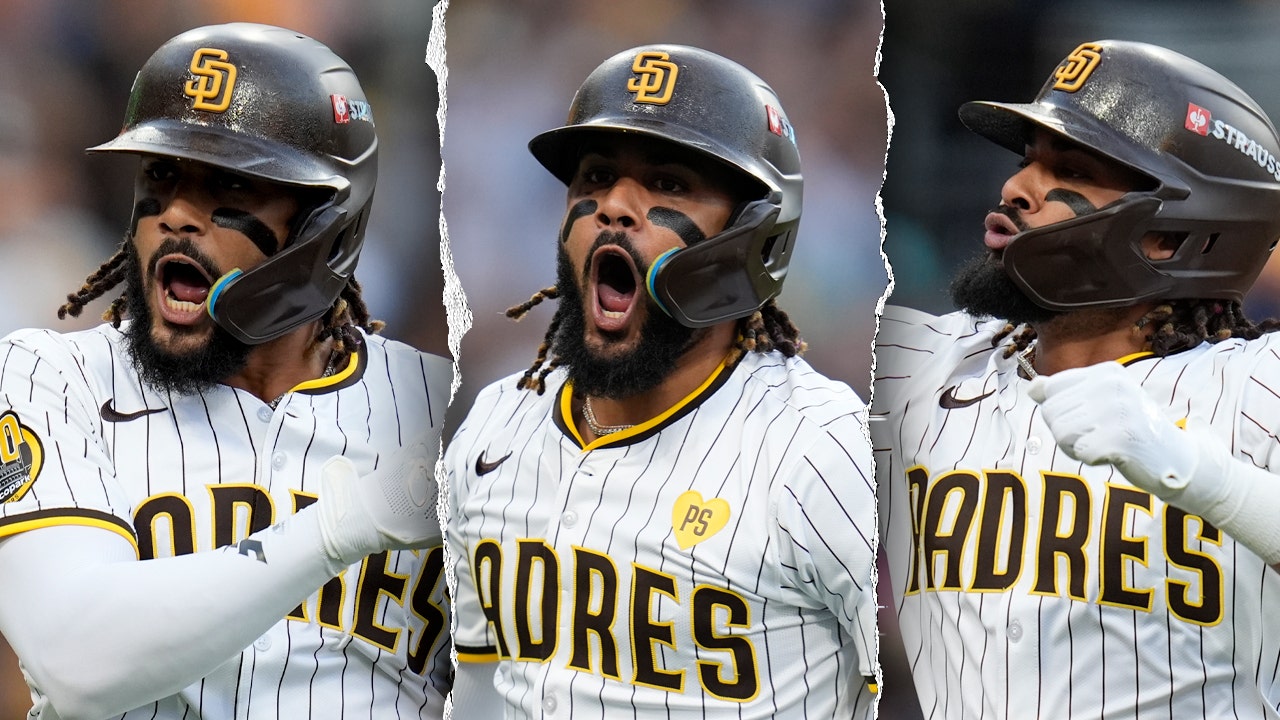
[464, 538, 760, 700]
[898, 465, 1223, 625]
[873, 305, 1280, 720]
[0, 324, 453, 719]
[447, 352, 880, 719]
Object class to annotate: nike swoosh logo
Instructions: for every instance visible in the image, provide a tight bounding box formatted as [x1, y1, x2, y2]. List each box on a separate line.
[100, 400, 168, 423]
[939, 386, 995, 410]
[475, 450, 512, 476]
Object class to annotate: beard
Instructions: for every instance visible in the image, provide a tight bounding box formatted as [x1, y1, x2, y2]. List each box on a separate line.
[948, 252, 1062, 326]
[950, 205, 1063, 326]
[552, 232, 704, 400]
[123, 237, 253, 396]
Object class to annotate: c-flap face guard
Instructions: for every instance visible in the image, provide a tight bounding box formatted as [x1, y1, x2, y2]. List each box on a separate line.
[1002, 193, 1171, 311]
[646, 198, 785, 328]
[207, 204, 352, 345]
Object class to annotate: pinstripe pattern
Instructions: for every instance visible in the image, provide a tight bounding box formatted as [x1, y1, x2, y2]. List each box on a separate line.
[0, 323, 452, 719]
[446, 352, 879, 719]
[873, 305, 1280, 719]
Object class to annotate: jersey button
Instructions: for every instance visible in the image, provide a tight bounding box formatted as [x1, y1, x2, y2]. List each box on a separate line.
[257, 406, 272, 423]
[1026, 436, 1042, 454]
[254, 634, 272, 651]
[1007, 620, 1023, 642]
[562, 510, 578, 528]
[542, 696, 557, 713]
[272, 451, 287, 470]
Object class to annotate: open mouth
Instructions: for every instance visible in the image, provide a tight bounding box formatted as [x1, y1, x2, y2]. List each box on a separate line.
[155, 254, 214, 323]
[589, 246, 641, 334]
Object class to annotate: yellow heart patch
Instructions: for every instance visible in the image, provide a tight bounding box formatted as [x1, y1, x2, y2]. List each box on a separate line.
[672, 490, 730, 549]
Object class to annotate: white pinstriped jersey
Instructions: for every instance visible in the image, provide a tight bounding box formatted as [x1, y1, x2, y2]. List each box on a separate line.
[445, 351, 879, 719]
[873, 304, 1280, 719]
[0, 323, 452, 720]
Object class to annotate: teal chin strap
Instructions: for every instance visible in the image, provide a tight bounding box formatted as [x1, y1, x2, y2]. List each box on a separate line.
[206, 268, 244, 321]
[645, 248, 680, 317]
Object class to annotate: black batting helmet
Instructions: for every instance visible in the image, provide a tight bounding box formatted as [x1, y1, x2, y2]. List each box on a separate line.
[89, 22, 378, 344]
[959, 39, 1280, 311]
[529, 44, 803, 328]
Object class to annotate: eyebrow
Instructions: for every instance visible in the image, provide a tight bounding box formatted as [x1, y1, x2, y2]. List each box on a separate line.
[577, 144, 692, 169]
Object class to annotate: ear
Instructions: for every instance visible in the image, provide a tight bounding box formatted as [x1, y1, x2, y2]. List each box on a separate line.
[1141, 232, 1181, 261]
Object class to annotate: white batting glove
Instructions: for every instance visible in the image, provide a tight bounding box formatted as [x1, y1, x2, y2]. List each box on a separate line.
[316, 433, 443, 566]
[1028, 362, 1280, 565]
[1026, 362, 1201, 495]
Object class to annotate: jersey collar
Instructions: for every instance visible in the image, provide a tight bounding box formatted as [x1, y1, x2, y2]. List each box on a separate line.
[290, 343, 367, 397]
[555, 351, 741, 451]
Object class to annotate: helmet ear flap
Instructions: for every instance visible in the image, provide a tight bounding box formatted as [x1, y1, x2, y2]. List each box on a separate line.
[646, 199, 789, 327]
[207, 204, 354, 344]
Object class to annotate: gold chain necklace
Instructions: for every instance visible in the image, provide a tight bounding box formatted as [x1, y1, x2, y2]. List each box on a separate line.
[582, 396, 634, 436]
[1016, 344, 1038, 379]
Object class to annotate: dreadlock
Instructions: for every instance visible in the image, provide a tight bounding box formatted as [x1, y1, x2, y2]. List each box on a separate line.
[507, 287, 805, 394]
[56, 240, 381, 356]
[992, 299, 1280, 359]
[57, 237, 130, 324]
[316, 276, 385, 354]
[506, 285, 563, 394]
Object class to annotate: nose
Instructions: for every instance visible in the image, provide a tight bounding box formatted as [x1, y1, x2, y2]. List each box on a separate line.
[595, 176, 645, 230]
[999, 162, 1043, 214]
[155, 178, 214, 236]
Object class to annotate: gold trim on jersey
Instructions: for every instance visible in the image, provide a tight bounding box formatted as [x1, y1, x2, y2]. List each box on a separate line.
[292, 343, 366, 396]
[559, 352, 737, 451]
[0, 508, 140, 557]
[455, 645, 501, 663]
[1117, 350, 1155, 366]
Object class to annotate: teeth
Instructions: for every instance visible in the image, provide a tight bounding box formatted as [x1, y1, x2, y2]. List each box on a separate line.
[603, 310, 624, 319]
[164, 296, 204, 313]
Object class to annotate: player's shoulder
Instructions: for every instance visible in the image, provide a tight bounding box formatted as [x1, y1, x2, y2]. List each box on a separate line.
[874, 305, 1006, 388]
[1194, 329, 1280, 388]
[455, 368, 564, 439]
[473, 366, 565, 405]
[357, 332, 452, 386]
[0, 323, 125, 375]
[877, 304, 1005, 354]
[736, 354, 873, 499]
[735, 351, 867, 431]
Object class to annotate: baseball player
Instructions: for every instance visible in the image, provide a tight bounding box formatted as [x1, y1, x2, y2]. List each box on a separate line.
[874, 39, 1280, 718]
[0, 23, 452, 720]
[444, 45, 880, 718]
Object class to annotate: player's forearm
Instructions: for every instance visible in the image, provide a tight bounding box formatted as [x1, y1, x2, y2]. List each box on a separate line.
[0, 509, 345, 720]
[1158, 427, 1280, 571]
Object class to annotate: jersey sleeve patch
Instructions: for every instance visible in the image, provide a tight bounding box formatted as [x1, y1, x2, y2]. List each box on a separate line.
[0, 411, 43, 503]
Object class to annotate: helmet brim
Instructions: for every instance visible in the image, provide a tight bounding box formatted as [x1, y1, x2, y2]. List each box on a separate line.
[529, 121, 774, 198]
[959, 100, 1172, 191]
[88, 119, 353, 194]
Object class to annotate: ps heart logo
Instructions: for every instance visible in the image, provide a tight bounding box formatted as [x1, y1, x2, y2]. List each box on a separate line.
[672, 490, 730, 549]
